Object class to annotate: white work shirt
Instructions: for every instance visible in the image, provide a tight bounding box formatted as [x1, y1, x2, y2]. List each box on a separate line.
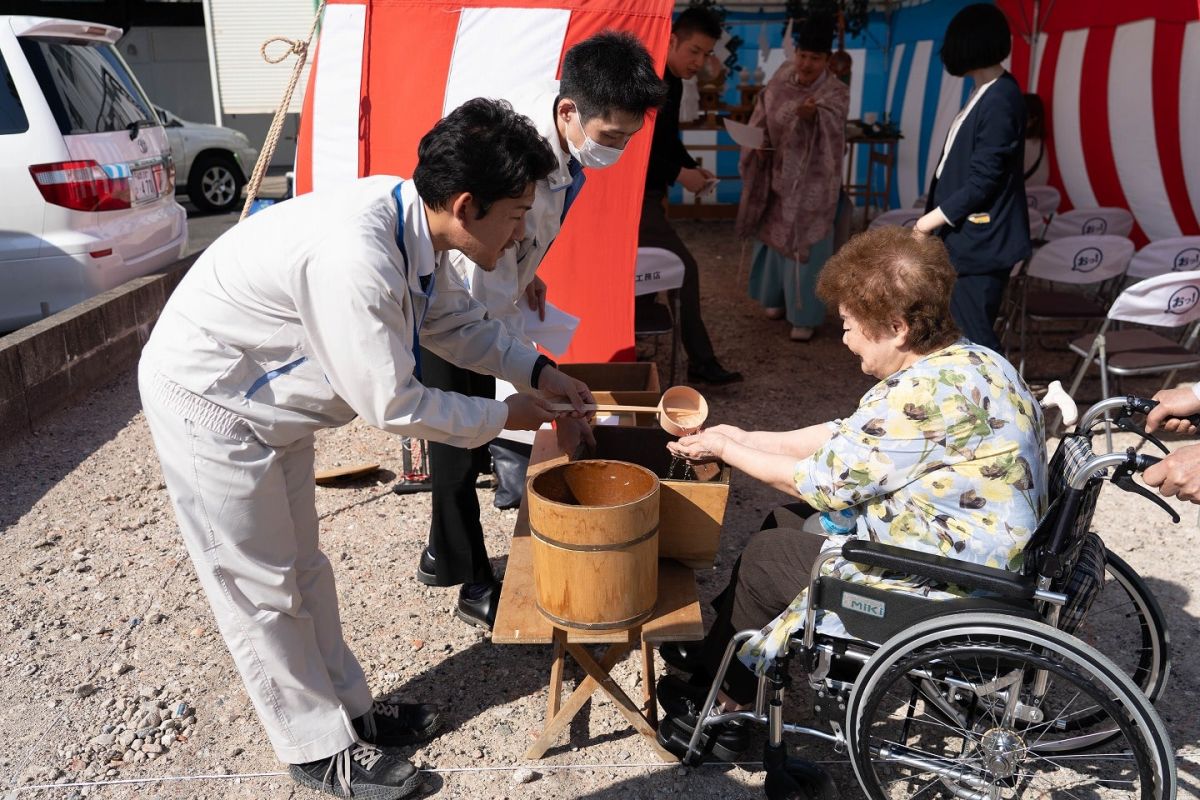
[448, 81, 575, 346]
[141, 176, 540, 449]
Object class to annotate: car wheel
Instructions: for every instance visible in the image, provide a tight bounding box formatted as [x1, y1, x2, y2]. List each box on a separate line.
[188, 153, 244, 214]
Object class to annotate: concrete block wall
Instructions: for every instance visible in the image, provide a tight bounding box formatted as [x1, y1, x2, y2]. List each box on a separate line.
[0, 256, 197, 441]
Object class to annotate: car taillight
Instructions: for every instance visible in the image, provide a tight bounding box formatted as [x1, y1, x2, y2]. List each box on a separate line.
[28, 160, 131, 212]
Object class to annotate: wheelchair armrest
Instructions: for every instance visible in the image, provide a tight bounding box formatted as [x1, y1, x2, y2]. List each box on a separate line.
[839, 540, 1035, 601]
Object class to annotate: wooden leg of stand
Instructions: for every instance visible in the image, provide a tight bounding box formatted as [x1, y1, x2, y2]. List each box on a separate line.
[641, 634, 658, 726]
[547, 627, 565, 719]
[524, 641, 629, 759]
[566, 641, 676, 762]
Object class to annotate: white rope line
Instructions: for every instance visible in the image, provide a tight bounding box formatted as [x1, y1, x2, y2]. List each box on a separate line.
[12, 747, 1200, 792]
[5, 760, 823, 792]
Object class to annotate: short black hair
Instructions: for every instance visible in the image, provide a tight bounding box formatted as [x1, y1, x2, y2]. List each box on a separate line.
[940, 4, 1012, 76]
[414, 98, 556, 218]
[673, 7, 723, 41]
[796, 15, 835, 54]
[559, 31, 667, 122]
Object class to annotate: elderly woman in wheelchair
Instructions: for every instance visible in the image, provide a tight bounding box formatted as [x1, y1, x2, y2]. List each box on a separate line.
[662, 227, 1176, 799]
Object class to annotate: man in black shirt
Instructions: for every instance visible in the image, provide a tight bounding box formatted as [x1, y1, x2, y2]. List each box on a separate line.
[638, 7, 742, 385]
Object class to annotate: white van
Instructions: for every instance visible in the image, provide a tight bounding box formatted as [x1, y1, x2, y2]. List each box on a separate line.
[0, 16, 187, 331]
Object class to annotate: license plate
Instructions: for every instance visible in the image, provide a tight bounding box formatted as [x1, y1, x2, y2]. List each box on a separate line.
[131, 166, 158, 203]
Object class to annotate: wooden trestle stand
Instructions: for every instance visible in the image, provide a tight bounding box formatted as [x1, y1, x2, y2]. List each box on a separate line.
[492, 430, 705, 761]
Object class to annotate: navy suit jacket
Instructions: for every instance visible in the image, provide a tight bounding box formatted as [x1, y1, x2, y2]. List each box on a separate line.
[926, 72, 1030, 276]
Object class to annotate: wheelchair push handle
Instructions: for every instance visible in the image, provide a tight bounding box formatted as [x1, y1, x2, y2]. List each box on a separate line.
[1109, 448, 1180, 523]
[1074, 395, 1200, 456]
[1134, 397, 1200, 429]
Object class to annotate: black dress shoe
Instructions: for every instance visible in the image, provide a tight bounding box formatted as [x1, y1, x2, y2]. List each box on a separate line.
[687, 360, 744, 385]
[415, 548, 438, 586]
[353, 700, 442, 747]
[456, 580, 501, 630]
[659, 640, 705, 674]
[656, 675, 750, 761]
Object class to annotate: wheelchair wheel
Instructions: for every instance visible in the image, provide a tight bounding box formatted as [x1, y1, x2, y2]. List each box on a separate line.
[1065, 552, 1171, 725]
[845, 613, 1175, 800]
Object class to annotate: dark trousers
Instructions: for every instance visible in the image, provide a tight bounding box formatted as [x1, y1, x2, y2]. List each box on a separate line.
[419, 347, 495, 586]
[950, 270, 1010, 353]
[698, 504, 826, 705]
[637, 189, 716, 367]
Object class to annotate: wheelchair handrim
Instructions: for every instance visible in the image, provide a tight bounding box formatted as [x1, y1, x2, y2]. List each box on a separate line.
[843, 612, 1175, 800]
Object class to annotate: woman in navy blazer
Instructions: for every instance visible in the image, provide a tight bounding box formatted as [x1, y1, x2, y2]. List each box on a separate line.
[916, 4, 1029, 352]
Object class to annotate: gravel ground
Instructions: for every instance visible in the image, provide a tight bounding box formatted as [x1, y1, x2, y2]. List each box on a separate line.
[2, 219, 1199, 799]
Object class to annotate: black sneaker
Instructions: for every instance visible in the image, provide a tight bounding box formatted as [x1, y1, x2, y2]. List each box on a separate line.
[354, 700, 442, 748]
[289, 741, 423, 799]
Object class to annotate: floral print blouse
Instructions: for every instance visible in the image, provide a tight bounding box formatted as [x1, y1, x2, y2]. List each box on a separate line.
[740, 339, 1047, 673]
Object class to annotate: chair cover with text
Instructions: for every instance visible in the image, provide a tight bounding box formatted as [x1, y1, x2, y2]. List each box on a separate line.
[1068, 270, 1200, 401]
[633, 247, 685, 385]
[1045, 207, 1134, 242]
[1018, 234, 1134, 375]
[1025, 185, 1062, 217]
[1126, 236, 1200, 281]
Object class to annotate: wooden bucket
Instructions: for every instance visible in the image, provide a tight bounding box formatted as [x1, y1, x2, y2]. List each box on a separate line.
[528, 460, 659, 631]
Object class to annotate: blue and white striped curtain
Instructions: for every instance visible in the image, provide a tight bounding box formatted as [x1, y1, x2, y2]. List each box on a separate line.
[672, 0, 989, 210]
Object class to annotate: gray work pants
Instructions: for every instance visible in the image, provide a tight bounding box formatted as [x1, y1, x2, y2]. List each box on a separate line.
[138, 365, 371, 764]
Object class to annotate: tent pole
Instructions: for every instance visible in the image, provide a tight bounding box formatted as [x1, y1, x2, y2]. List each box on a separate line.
[1029, 0, 1041, 87]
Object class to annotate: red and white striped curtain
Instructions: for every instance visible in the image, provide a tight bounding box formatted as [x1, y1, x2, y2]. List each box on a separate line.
[1000, 0, 1200, 244]
[295, 0, 674, 362]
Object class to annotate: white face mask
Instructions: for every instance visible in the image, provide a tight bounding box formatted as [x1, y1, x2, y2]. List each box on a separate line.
[567, 111, 624, 169]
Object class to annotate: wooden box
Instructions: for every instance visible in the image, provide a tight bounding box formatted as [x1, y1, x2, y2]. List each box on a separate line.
[559, 362, 660, 406]
[560, 362, 661, 427]
[580, 426, 729, 569]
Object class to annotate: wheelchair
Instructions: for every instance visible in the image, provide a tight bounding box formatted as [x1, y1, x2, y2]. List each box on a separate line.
[676, 394, 1182, 799]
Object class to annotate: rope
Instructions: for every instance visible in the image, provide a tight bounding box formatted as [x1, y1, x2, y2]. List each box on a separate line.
[4, 760, 814, 792]
[14, 748, 1200, 792]
[239, 0, 327, 221]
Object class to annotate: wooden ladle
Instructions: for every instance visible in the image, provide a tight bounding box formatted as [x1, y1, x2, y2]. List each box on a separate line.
[547, 385, 708, 436]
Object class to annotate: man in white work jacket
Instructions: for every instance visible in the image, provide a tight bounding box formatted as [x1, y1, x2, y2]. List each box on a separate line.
[138, 98, 592, 800]
[418, 31, 668, 629]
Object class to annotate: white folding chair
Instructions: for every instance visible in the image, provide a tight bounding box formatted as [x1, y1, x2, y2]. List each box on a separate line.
[867, 208, 920, 230]
[1045, 206, 1134, 241]
[633, 247, 685, 386]
[1126, 236, 1200, 281]
[1067, 271, 1200, 445]
[1017, 234, 1135, 376]
[1025, 185, 1061, 217]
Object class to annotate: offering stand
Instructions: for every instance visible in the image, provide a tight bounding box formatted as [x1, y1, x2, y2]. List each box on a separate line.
[492, 429, 705, 761]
